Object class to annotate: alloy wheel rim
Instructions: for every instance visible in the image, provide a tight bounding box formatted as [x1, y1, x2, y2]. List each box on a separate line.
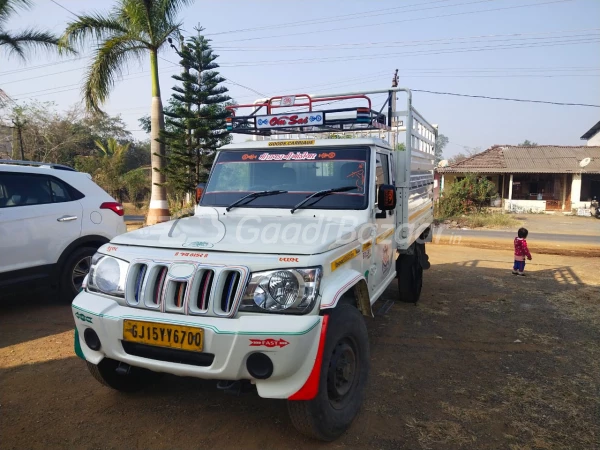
[71, 256, 92, 292]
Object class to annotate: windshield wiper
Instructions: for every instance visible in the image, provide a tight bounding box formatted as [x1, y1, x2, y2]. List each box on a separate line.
[291, 186, 357, 214]
[226, 190, 288, 212]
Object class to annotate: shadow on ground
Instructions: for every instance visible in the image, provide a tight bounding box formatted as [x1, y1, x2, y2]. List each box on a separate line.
[1, 256, 598, 449]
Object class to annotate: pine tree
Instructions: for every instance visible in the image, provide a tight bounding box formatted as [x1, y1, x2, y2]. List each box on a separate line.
[161, 28, 231, 200]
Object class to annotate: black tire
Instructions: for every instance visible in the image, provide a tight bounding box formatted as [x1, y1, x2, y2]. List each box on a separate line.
[287, 304, 370, 441]
[59, 246, 97, 302]
[86, 359, 154, 393]
[397, 245, 424, 304]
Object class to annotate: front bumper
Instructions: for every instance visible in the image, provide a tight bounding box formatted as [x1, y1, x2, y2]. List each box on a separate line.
[72, 292, 323, 399]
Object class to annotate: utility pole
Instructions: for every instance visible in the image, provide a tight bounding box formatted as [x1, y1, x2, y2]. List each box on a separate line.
[11, 115, 25, 160]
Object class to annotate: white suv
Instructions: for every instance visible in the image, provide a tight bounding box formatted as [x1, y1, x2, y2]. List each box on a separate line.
[0, 160, 127, 301]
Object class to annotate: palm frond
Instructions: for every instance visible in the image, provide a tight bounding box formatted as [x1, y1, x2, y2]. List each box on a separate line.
[0, 28, 74, 59]
[59, 13, 129, 50]
[0, 31, 24, 58]
[158, 0, 194, 23]
[0, 0, 32, 26]
[84, 35, 146, 112]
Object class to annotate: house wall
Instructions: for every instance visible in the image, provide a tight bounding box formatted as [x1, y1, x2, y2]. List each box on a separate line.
[504, 199, 546, 213]
[586, 131, 600, 146]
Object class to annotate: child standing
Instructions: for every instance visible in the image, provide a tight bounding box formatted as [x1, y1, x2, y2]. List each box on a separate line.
[512, 227, 532, 276]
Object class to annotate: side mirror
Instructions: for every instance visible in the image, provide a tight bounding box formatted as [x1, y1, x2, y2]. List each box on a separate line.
[195, 183, 206, 204]
[378, 184, 396, 211]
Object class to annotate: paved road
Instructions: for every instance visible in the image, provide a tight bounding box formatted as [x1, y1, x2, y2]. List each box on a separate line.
[124, 215, 145, 222]
[435, 226, 600, 244]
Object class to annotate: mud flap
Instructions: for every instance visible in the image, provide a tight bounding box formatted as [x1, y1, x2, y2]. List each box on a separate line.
[417, 244, 431, 270]
[74, 328, 85, 360]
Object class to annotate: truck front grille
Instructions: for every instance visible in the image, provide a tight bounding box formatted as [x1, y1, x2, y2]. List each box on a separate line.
[125, 261, 248, 317]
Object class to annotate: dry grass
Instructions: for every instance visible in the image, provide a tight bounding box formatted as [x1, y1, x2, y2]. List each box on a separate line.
[405, 417, 477, 449]
[458, 213, 521, 229]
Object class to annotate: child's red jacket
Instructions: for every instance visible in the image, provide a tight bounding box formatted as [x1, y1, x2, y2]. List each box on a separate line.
[514, 237, 531, 261]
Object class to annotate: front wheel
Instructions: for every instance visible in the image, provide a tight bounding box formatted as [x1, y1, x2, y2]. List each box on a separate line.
[59, 246, 97, 302]
[287, 304, 370, 441]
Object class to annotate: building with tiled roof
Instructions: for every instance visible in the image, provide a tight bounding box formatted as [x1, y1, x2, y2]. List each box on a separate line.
[436, 145, 600, 213]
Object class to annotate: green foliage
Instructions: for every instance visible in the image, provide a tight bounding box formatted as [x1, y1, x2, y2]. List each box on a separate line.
[123, 168, 149, 209]
[438, 174, 497, 217]
[0, 0, 75, 61]
[160, 28, 231, 198]
[435, 134, 448, 164]
[7, 101, 135, 167]
[396, 142, 406, 151]
[59, 0, 194, 112]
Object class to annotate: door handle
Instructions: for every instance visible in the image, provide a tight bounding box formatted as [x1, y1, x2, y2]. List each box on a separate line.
[57, 215, 77, 222]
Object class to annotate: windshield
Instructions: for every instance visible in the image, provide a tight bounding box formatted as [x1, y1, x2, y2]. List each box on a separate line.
[201, 147, 369, 210]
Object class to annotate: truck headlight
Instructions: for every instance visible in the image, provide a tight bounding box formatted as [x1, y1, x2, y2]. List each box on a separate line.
[240, 267, 322, 314]
[87, 253, 129, 298]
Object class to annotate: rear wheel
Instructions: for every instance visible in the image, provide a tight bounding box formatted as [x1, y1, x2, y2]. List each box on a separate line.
[86, 359, 155, 393]
[397, 244, 425, 303]
[59, 246, 96, 302]
[287, 304, 370, 441]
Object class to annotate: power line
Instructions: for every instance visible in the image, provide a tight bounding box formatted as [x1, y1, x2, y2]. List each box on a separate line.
[157, 55, 268, 98]
[412, 89, 599, 108]
[218, 37, 600, 67]
[48, 0, 78, 16]
[215, 0, 572, 43]
[213, 29, 600, 51]
[204, 0, 465, 36]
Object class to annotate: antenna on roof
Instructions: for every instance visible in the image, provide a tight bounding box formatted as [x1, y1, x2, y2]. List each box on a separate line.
[579, 157, 591, 168]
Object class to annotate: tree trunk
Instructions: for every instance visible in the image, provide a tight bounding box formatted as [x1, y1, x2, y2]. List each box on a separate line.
[146, 49, 170, 225]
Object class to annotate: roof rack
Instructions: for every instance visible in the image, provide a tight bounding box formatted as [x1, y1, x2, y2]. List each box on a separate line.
[0, 159, 76, 171]
[226, 92, 392, 136]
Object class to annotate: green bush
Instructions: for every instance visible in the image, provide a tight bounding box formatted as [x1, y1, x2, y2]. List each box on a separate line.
[438, 174, 496, 218]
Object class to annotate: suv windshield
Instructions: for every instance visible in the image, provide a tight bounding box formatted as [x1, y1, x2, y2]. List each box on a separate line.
[201, 147, 369, 210]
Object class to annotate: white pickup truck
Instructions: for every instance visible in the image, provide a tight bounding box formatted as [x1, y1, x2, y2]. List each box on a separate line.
[72, 89, 437, 441]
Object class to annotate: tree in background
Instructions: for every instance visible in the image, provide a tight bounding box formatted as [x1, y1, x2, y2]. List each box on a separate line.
[518, 140, 538, 146]
[160, 29, 231, 201]
[434, 133, 448, 165]
[1, 0, 75, 105]
[438, 173, 496, 217]
[59, 0, 195, 225]
[448, 146, 482, 165]
[92, 138, 129, 199]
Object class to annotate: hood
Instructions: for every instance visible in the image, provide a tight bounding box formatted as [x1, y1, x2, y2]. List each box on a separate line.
[113, 208, 366, 255]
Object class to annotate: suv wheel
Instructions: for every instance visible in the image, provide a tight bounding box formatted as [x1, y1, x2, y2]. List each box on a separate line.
[59, 246, 96, 302]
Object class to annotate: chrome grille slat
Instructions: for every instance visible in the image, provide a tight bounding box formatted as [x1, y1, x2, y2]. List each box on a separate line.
[125, 261, 248, 317]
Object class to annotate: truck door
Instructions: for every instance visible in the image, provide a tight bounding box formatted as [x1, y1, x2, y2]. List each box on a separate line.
[369, 150, 396, 293]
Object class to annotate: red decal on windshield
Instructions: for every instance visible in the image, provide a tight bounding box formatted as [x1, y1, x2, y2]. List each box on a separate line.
[318, 152, 336, 159]
[258, 151, 317, 161]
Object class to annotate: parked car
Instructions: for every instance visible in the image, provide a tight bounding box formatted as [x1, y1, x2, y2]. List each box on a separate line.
[0, 160, 126, 301]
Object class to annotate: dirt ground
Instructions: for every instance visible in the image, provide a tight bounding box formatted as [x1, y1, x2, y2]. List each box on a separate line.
[1, 243, 599, 450]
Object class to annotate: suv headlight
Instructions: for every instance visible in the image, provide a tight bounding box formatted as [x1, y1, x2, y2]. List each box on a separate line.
[87, 253, 129, 297]
[240, 267, 322, 314]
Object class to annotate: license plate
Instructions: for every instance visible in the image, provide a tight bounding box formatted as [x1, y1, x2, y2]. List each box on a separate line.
[122, 320, 204, 352]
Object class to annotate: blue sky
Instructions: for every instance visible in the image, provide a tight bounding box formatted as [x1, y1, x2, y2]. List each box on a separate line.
[2, 0, 599, 158]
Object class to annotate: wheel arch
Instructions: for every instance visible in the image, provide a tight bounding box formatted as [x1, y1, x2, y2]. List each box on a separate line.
[320, 271, 373, 318]
[51, 235, 110, 284]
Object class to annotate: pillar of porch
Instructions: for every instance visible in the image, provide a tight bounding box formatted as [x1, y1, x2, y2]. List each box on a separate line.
[562, 174, 567, 209]
[508, 174, 513, 203]
[441, 174, 445, 192]
[571, 173, 582, 205]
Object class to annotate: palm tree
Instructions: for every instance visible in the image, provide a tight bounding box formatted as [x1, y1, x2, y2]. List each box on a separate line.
[1, 0, 75, 106]
[59, 0, 194, 224]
